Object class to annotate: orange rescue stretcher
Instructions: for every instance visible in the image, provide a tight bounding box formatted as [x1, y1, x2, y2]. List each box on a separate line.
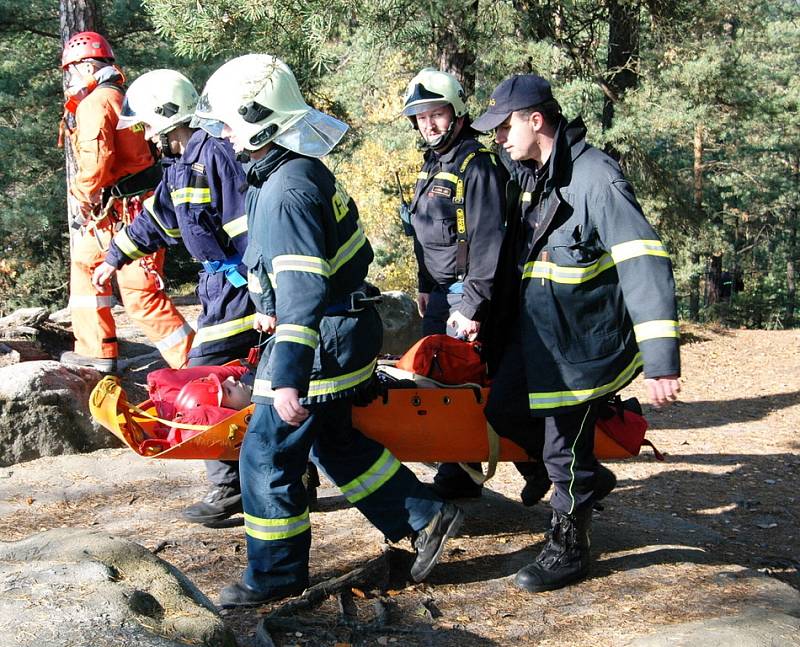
[89, 374, 656, 472]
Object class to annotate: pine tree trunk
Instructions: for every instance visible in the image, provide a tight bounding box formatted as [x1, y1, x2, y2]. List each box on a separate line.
[59, 0, 96, 249]
[602, 0, 640, 141]
[689, 124, 704, 320]
[436, 0, 478, 95]
[705, 255, 722, 307]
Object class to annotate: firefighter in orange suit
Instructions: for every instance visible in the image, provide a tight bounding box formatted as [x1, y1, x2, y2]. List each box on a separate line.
[59, 31, 194, 373]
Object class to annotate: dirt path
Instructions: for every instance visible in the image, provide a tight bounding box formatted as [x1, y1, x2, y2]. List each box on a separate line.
[1, 323, 798, 646]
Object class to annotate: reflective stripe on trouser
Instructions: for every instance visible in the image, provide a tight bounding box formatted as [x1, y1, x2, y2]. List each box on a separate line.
[240, 400, 442, 593]
[69, 218, 193, 367]
[543, 403, 599, 515]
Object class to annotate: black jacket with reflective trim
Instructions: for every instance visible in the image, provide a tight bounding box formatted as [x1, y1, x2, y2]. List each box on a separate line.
[410, 130, 508, 321]
[483, 117, 680, 415]
[243, 146, 381, 405]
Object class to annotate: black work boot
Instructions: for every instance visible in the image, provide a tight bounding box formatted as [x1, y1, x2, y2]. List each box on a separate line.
[431, 463, 483, 499]
[514, 507, 592, 592]
[593, 464, 617, 507]
[410, 502, 464, 582]
[520, 461, 552, 506]
[182, 485, 243, 525]
[218, 579, 307, 609]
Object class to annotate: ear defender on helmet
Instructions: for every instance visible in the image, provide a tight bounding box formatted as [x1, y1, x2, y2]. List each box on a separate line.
[238, 101, 278, 148]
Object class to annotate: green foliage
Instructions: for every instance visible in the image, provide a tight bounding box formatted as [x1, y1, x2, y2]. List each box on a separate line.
[1, 0, 797, 328]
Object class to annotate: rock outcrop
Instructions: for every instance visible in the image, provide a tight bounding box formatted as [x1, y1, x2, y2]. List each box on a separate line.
[375, 290, 421, 355]
[0, 360, 119, 467]
[0, 528, 236, 647]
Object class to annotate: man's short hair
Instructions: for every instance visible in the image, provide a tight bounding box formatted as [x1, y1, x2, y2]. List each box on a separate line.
[516, 99, 562, 127]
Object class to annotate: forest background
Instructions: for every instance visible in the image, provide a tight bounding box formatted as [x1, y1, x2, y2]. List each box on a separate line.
[0, 0, 797, 328]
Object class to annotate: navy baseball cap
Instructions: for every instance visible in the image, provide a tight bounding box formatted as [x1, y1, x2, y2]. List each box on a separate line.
[472, 74, 554, 132]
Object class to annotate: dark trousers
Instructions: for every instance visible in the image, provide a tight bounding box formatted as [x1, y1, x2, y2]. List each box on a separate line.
[187, 349, 245, 490]
[422, 286, 463, 337]
[484, 327, 597, 513]
[241, 399, 442, 592]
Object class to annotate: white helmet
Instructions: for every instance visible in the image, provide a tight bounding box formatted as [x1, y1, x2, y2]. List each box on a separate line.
[191, 54, 348, 157]
[402, 68, 467, 119]
[117, 69, 199, 137]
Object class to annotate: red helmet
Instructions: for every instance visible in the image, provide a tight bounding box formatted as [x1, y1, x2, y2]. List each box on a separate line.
[61, 31, 115, 69]
[174, 374, 222, 414]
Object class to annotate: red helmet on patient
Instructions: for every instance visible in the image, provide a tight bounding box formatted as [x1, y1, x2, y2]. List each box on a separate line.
[175, 374, 223, 414]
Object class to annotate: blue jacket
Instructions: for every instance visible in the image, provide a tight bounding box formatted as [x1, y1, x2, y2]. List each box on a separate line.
[243, 146, 381, 405]
[483, 117, 680, 415]
[106, 130, 257, 359]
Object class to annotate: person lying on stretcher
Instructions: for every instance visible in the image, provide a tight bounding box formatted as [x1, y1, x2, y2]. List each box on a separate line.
[145, 364, 255, 448]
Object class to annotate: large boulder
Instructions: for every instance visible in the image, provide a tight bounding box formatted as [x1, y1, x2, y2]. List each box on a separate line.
[376, 290, 422, 355]
[0, 360, 119, 467]
[0, 528, 236, 647]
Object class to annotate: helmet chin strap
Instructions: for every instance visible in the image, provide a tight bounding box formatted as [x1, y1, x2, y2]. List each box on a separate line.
[159, 132, 179, 158]
[423, 116, 458, 152]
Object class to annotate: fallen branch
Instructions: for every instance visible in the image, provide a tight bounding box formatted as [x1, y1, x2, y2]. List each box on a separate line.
[269, 547, 392, 618]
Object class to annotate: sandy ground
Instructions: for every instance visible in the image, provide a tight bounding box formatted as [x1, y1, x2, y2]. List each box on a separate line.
[1, 321, 798, 646]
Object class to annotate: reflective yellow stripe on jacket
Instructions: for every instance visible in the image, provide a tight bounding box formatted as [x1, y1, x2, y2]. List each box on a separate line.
[272, 254, 331, 278]
[191, 314, 255, 347]
[528, 353, 643, 411]
[275, 324, 319, 349]
[329, 224, 367, 274]
[633, 319, 680, 343]
[610, 239, 670, 264]
[171, 187, 211, 206]
[222, 214, 248, 238]
[522, 238, 670, 286]
[113, 228, 147, 260]
[244, 508, 310, 541]
[143, 195, 181, 238]
[253, 359, 376, 400]
[416, 171, 459, 184]
[523, 253, 616, 285]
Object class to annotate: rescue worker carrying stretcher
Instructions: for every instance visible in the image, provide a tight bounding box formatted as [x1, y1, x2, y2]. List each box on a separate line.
[192, 54, 463, 607]
[400, 69, 548, 503]
[59, 32, 193, 373]
[474, 74, 681, 593]
[90, 69, 258, 527]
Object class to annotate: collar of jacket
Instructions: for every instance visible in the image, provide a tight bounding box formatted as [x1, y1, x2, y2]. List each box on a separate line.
[247, 145, 296, 187]
[512, 116, 588, 193]
[179, 129, 210, 165]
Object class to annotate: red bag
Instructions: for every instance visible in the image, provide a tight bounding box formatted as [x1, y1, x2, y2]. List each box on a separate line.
[595, 397, 664, 460]
[396, 335, 488, 386]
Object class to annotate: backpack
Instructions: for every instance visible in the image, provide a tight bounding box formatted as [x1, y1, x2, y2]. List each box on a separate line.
[395, 335, 489, 386]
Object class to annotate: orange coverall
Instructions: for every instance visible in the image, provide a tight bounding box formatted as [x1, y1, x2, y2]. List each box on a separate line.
[68, 83, 194, 368]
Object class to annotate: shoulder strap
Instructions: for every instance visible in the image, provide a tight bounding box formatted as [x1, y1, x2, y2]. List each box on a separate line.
[454, 147, 497, 280]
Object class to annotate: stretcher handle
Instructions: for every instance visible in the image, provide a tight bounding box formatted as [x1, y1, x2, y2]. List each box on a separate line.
[458, 422, 500, 485]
